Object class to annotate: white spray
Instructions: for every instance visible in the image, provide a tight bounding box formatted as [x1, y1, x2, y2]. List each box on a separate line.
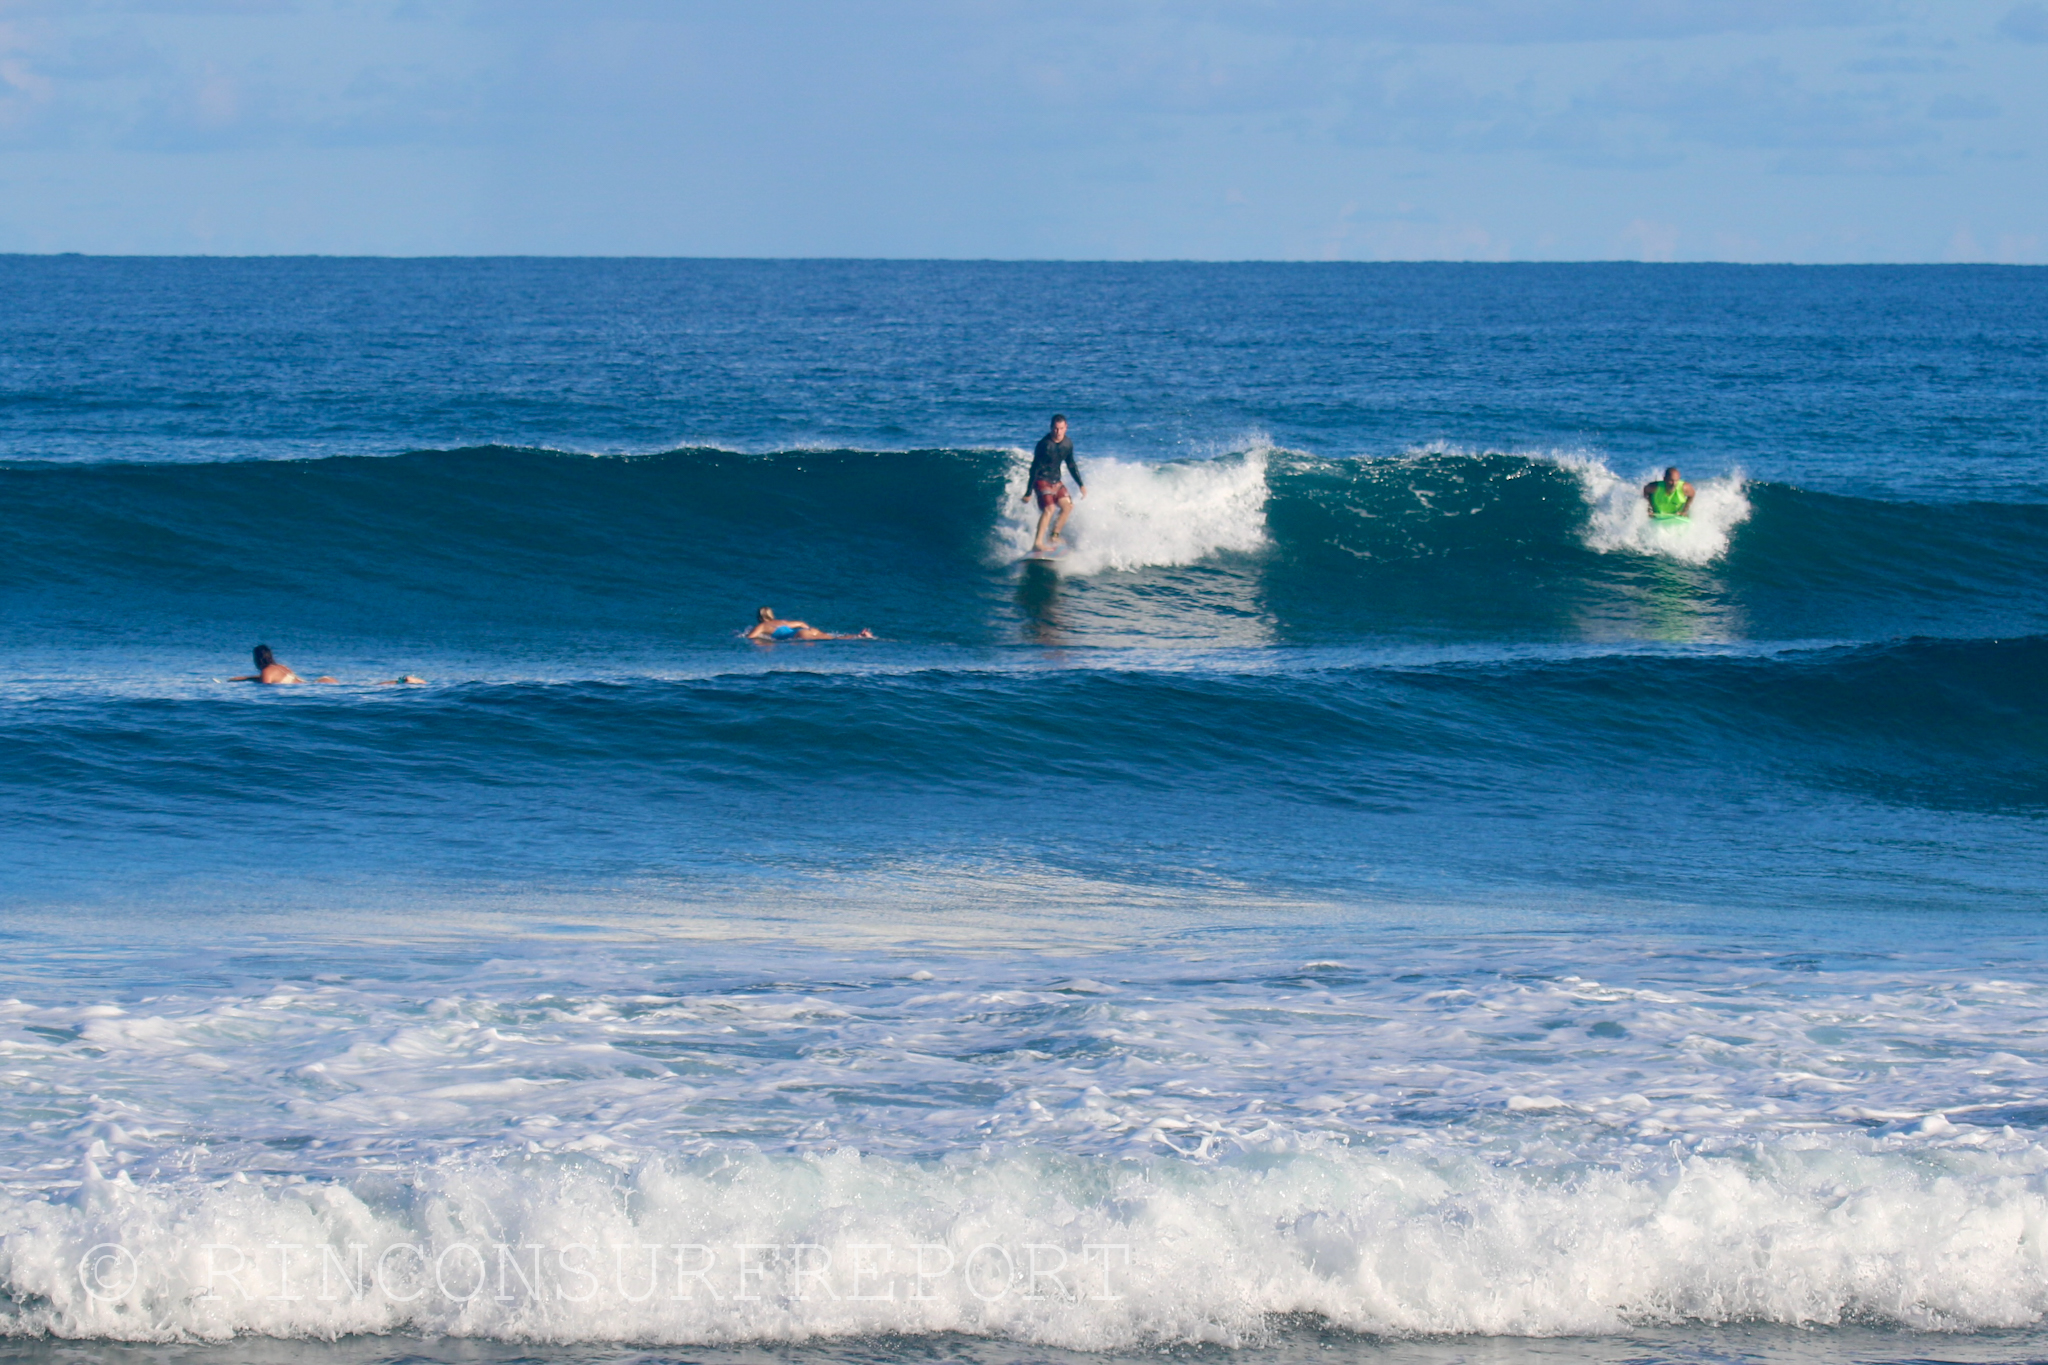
[993, 450, 1271, 574]
[1568, 455, 1752, 565]
[16, 1141, 2048, 1345]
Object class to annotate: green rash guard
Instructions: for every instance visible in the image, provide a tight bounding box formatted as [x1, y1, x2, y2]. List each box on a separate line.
[1650, 482, 1690, 516]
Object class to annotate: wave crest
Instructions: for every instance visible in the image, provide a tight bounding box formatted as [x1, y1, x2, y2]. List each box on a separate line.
[1570, 455, 1753, 564]
[4, 444, 2039, 649]
[992, 449, 1271, 574]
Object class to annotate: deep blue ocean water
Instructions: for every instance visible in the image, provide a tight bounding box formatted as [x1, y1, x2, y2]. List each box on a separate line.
[0, 259, 2045, 1364]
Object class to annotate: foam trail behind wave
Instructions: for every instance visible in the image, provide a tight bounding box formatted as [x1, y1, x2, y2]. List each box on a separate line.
[1571, 456, 1752, 564]
[993, 451, 1270, 574]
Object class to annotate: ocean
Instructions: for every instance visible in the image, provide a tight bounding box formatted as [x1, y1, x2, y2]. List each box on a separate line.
[0, 258, 2044, 1365]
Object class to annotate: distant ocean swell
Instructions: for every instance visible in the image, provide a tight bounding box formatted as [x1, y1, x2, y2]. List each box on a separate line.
[5, 446, 2045, 644]
[10, 1142, 2048, 1344]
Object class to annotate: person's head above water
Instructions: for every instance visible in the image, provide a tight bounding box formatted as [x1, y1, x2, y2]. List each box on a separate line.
[252, 644, 276, 670]
[1664, 466, 1682, 483]
[1050, 414, 1067, 438]
[757, 606, 776, 623]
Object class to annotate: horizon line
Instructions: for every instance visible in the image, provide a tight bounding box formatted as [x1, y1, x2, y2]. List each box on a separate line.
[1, 253, 2041, 267]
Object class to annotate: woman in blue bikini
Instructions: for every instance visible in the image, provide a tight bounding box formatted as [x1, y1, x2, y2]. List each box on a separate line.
[745, 607, 874, 642]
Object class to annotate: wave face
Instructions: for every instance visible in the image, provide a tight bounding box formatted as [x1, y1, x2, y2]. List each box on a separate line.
[5, 445, 2045, 655]
[4, 443, 2043, 917]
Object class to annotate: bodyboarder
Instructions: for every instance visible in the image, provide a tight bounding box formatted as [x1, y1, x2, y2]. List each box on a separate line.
[1644, 467, 1695, 518]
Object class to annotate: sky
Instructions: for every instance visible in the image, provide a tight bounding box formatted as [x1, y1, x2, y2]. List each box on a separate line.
[0, 0, 2042, 261]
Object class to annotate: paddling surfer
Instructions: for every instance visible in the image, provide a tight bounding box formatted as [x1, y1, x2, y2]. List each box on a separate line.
[1643, 467, 1695, 518]
[745, 608, 874, 642]
[228, 644, 422, 685]
[1024, 414, 1086, 552]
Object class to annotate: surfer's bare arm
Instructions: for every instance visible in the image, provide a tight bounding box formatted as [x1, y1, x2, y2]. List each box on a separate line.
[1682, 483, 1695, 514]
[226, 674, 258, 682]
[748, 617, 811, 638]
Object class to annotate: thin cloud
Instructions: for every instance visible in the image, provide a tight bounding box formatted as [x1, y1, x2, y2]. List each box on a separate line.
[1163, 0, 1904, 44]
[1928, 93, 2000, 120]
[1580, 58, 1924, 151]
[1330, 55, 1935, 168]
[1995, 3, 2048, 40]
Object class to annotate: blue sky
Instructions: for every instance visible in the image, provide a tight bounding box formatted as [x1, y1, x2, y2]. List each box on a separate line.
[0, 0, 2042, 260]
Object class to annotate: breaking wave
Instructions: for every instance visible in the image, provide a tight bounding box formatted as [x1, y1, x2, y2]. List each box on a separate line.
[2, 444, 2043, 648]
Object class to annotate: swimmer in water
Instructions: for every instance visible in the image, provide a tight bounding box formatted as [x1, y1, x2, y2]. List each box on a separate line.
[1644, 466, 1695, 518]
[228, 644, 423, 685]
[745, 608, 874, 642]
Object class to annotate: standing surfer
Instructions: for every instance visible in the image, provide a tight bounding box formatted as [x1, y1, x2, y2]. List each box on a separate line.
[1024, 413, 1086, 553]
[1644, 467, 1695, 518]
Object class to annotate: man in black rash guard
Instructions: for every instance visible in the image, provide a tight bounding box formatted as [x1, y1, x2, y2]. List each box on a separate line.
[1023, 413, 1086, 552]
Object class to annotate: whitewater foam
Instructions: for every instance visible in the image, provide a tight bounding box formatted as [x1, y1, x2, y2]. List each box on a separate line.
[7, 936, 2048, 1345]
[15, 1140, 2048, 1345]
[994, 451, 1270, 574]
[1571, 456, 1752, 564]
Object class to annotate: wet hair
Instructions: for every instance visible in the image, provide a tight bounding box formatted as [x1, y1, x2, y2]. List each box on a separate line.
[1050, 413, 1067, 427]
[1665, 466, 1681, 478]
[252, 644, 276, 670]
[758, 606, 775, 621]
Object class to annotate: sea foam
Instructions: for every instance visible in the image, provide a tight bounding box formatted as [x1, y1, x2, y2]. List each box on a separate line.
[13, 1141, 2048, 1345]
[994, 450, 1270, 574]
[7, 943, 2048, 1346]
[1570, 456, 1752, 564]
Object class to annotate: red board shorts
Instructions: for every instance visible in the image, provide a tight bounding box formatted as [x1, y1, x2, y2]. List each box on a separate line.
[1033, 479, 1070, 510]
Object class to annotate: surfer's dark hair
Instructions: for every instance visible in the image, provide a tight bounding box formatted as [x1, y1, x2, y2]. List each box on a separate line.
[253, 644, 275, 669]
[1051, 413, 1067, 426]
[1665, 466, 1681, 477]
